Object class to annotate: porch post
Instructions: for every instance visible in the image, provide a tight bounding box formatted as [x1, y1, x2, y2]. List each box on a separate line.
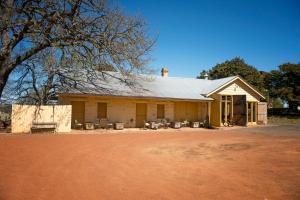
[251, 102, 254, 123]
[231, 95, 233, 121]
[246, 102, 248, 126]
[256, 102, 258, 122]
[224, 96, 227, 123]
[208, 101, 211, 125]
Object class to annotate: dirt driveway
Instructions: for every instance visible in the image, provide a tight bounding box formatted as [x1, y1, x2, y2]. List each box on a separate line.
[0, 125, 300, 200]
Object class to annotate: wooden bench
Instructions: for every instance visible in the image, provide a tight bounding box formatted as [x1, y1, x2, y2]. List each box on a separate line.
[31, 122, 57, 133]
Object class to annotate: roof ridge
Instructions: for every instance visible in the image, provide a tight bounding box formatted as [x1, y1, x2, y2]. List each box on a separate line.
[102, 71, 238, 81]
[210, 75, 238, 81]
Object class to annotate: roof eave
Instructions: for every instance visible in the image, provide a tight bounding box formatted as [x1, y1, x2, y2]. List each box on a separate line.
[57, 93, 214, 101]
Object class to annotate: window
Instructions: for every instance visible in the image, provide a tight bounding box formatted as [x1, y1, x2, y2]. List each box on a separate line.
[157, 104, 165, 119]
[97, 103, 107, 119]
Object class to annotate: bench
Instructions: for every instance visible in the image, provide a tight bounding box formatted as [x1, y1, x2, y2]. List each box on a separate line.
[31, 122, 57, 133]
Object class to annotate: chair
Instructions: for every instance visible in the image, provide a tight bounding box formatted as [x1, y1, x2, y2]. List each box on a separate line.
[227, 118, 235, 127]
[99, 118, 108, 129]
[143, 121, 150, 129]
[74, 119, 83, 130]
[156, 119, 164, 129]
[94, 118, 100, 129]
[171, 121, 181, 129]
[199, 121, 204, 128]
[107, 122, 114, 129]
[150, 121, 159, 130]
[99, 118, 113, 129]
[162, 118, 171, 129]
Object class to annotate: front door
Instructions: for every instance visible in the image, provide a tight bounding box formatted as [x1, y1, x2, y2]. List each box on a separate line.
[136, 103, 147, 128]
[174, 102, 198, 121]
[71, 101, 85, 128]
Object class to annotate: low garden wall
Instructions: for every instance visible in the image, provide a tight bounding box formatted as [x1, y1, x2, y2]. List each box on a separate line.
[11, 104, 71, 133]
[258, 102, 268, 125]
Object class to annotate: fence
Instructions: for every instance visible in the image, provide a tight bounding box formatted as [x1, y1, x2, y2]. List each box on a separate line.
[11, 104, 71, 133]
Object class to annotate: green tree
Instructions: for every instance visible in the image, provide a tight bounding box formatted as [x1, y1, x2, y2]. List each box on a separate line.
[271, 98, 284, 108]
[199, 57, 265, 93]
[265, 63, 300, 111]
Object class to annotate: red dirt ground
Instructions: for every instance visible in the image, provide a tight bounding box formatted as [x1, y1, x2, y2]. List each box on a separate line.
[0, 125, 300, 200]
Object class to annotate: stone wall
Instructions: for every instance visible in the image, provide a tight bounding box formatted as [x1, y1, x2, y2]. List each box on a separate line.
[11, 104, 71, 133]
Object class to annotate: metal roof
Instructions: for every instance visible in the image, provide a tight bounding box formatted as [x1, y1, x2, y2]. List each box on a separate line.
[58, 72, 237, 101]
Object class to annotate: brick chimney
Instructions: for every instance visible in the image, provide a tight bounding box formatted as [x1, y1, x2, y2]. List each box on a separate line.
[161, 67, 169, 77]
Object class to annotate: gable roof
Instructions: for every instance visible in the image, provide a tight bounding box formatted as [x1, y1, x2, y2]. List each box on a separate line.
[206, 76, 265, 99]
[58, 72, 264, 100]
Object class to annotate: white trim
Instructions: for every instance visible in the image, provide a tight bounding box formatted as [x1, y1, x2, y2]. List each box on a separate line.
[206, 76, 265, 99]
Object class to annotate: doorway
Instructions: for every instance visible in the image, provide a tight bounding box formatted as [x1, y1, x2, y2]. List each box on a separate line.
[136, 103, 147, 128]
[221, 95, 233, 124]
[174, 102, 198, 121]
[71, 101, 85, 128]
[232, 95, 247, 126]
[247, 102, 257, 124]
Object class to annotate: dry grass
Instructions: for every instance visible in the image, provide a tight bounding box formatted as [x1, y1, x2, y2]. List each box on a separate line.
[268, 116, 300, 125]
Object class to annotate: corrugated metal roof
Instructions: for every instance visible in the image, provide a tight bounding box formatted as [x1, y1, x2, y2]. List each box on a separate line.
[58, 72, 237, 101]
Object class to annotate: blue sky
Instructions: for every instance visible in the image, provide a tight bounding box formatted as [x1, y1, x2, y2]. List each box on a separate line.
[119, 0, 300, 77]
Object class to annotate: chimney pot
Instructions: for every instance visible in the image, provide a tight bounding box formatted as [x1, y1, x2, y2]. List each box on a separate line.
[161, 67, 169, 77]
[204, 73, 209, 80]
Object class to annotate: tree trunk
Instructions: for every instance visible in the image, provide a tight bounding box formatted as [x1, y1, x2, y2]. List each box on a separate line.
[0, 69, 10, 99]
[0, 60, 13, 99]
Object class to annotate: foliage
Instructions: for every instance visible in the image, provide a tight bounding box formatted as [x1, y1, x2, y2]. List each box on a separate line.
[0, 0, 155, 101]
[196, 59, 299, 111]
[265, 63, 300, 111]
[0, 104, 11, 114]
[199, 57, 265, 93]
[271, 98, 284, 108]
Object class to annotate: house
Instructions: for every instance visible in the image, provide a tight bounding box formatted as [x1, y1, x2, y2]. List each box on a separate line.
[57, 68, 267, 128]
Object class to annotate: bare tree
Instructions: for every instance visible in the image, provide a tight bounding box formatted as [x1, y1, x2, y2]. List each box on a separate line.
[0, 0, 155, 99]
[3, 48, 134, 105]
[3, 49, 58, 104]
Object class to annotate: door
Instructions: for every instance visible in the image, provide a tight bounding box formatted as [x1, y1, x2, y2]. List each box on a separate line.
[174, 102, 185, 121]
[136, 103, 147, 128]
[157, 104, 165, 119]
[185, 102, 198, 121]
[233, 95, 247, 126]
[71, 101, 85, 128]
[174, 102, 198, 121]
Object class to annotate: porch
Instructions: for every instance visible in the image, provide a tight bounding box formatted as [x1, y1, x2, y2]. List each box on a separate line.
[211, 94, 259, 127]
